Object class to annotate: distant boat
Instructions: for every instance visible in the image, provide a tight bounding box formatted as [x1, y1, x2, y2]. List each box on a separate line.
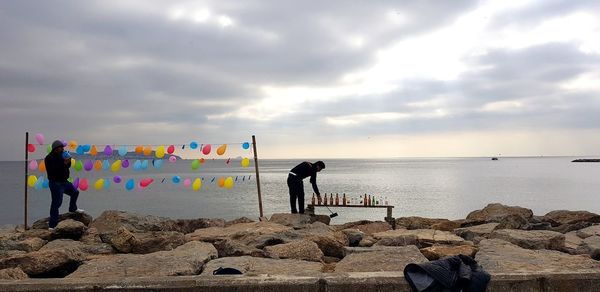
[491, 157, 498, 161]
[572, 159, 600, 162]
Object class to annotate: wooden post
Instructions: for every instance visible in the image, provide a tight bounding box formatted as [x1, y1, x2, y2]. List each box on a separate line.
[252, 135, 263, 218]
[24, 132, 29, 230]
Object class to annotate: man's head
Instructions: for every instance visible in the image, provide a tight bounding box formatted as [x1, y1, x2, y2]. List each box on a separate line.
[51, 140, 64, 154]
[314, 161, 325, 172]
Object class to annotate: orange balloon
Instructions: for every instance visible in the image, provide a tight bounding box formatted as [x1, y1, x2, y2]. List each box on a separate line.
[143, 146, 152, 156]
[94, 160, 102, 170]
[38, 160, 46, 172]
[217, 177, 225, 187]
[90, 145, 98, 156]
[135, 145, 143, 154]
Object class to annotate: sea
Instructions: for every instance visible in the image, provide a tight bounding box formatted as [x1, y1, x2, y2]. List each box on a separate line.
[1, 157, 599, 226]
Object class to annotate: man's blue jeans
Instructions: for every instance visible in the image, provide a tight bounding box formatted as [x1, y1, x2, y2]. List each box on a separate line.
[49, 181, 79, 228]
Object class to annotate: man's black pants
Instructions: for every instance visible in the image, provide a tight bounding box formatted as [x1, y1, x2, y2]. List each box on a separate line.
[287, 174, 304, 214]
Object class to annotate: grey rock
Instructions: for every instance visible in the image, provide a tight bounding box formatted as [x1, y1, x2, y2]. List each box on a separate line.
[269, 213, 312, 228]
[0, 237, 46, 253]
[54, 219, 87, 240]
[185, 221, 293, 243]
[101, 227, 185, 254]
[213, 239, 264, 257]
[576, 225, 600, 238]
[466, 203, 533, 222]
[202, 256, 323, 276]
[264, 240, 323, 262]
[341, 229, 365, 247]
[0, 267, 28, 280]
[577, 236, 600, 260]
[495, 214, 529, 230]
[489, 229, 565, 250]
[225, 217, 255, 227]
[420, 244, 478, 260]
[396, 217, 460, 231]
[454, 223, 499, 241]
[373, 229, 464, 248]
[542, 210, 600, 226]
[335, 245, 427, 272]
[32, 212, 93, 229]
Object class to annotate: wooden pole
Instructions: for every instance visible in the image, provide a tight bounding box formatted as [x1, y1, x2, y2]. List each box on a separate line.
[24, 132, 29, 230]
[252, 135, 263, 218]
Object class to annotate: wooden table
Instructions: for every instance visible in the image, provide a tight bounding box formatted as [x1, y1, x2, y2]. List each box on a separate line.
[306, 204, 396, 228]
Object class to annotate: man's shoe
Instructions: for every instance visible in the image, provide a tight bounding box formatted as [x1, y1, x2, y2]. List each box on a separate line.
[48, 227, 55, 232]
[73, 209, 85, 214]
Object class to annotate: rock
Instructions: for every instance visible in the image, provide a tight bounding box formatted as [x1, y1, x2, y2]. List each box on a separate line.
[79, 227, 102, 244]
[40, 239, 114, 256]
[213, 239, 264, 257]
[335, 245, 427, 272]
[102, 226, 135, 253]
[240, 233, 288, 249]
[0, 251, 26, 261]
[54, 219, 86, 240]
[373, 235, 418, 247]
[172, 218, 225, 234]
[310, 215, 331, 225]
[489, 229, 565, 250]
[576, 225, 600, 238]
[373, 229, 464, 248]
[336, 221, 392, 235]
[564, 231, 584, 254]
[495, 214, 529, 230]
[420, 244, 479, 260]
[22, 229, 52, 241]
[68, 241, 217, 278]
[476, 239, 600, 273]
[32, 212, 93, 229]
[101, 227, 185, 254]
[201, 256, 323, 276]
[323, 256, 340, 264]
[264, 240, 323, 262]
[396, 217, 460, 231]
[454, 223, 499, 241]
[0, 245, 86, 277]
[577, 236, 600, 260]
[466, 203, 533, 222]
[0, 237, 46, 253]
[358, 236, 376, 247]
[225, 217, 255, 227]
[269, 213, 312, 228]
[341, 229, 365, 247]
[522, 222, 552, 231]
[542, 210, 600, 226]
[304, 235, 346, 258]
[185, 221, 293, 243]
[0, 267, 28, 280]
[552, 221, 594, 234]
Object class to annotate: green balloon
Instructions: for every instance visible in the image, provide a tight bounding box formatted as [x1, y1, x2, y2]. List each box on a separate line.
[191, 159, 200, 170]
[47, 144, 52, 154]
[67, 177, 73, 183]
[75, 160, 83, 171]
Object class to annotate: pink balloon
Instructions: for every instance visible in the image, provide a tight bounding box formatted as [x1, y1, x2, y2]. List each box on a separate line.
[168, 156, 177, 163]
[202, 144, 211, 155]
[79, 178, 89, 191]
[167, 145, 175, 154]
[35, 133, 45, 145]
[27, 144, 36, 153]
[183, 178, 191, 187]
[29, 160, 38, 170]
[139, 178, 154, 188]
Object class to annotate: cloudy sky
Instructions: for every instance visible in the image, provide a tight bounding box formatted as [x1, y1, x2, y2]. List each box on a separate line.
[2, 0, 600, 160]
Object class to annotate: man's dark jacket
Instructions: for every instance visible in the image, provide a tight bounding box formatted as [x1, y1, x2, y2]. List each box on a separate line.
[45, 152, 70, 182]
[404, 255, 490, 292]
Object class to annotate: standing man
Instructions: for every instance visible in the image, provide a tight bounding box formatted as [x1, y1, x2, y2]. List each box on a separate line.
[45, 140, 84, 230]
[287, 161, 325, 214]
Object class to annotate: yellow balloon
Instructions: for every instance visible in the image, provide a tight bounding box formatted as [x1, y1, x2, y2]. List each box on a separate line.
[192, 178, 202, 191]
[143, 146, 152, 156]
[111, 160, 122, 172]
[68, 140, 78, 150]
[27, 175, 37, 187]
[216, 144, 227, 155]
[94, 178, 105, 190]
[71, 158, 76, 168]
[224, 176, 234, 189]
[155, 145, 165, 159]
[241, 158, 250, 168]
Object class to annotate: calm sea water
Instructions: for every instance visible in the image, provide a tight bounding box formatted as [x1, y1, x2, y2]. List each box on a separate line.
[1, 157, 599, 226]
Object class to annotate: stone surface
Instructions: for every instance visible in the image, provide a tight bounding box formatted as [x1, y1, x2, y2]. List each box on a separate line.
[551, 221, 594, 234]
[577, 236, 600, 260]
[32, 212, 93, 229]
[564, 231, 584, 254]
[489, 229, 565, 250]
[576, 225, 600, 238]
[341, 229, 365, 247]
[201, 256, 323, 276]
[358, 236, 376, 247]
[495, 214, 529, 230]
[22, 229, 52, 241]
[542, 210, 600, 226]
[336, 221, 392, 235]
[476, 239, 600, 273]
[0, 245, 86, 276]
[466, 203, 533, 222]
[68, 241, 217, 278]
[373, 229, 464, 247]
[101, 227, 185, 254]
[335, 245, 427, 272]
[213, 239, 264, 257]
[304, 234, 346, 258]
[310, 215, 331, 225]
[185, 221, 293, 243]
[420, 244, 478, 260]
[172, 218, 226, 234]
[54, 219, 87, 240]
[395, 217, 460, 231]
[454, 223, 499, 241]
[269, 213, 312, 228]
[40, 239, 114, 256]
[0, 237, 46, 253]
[0, 267, 28, 280]
[264, 240, 323, 262]
[225, 217, 255, 227]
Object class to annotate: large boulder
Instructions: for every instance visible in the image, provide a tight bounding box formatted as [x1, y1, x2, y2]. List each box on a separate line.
[335, 245, 427, 272]
[22, 229, 52, 241]
[576, 236, 600, 260]
[454, 223, 499, 241]
[185, 221, 293, 243]
[551, 221, 594, 234]
[396, 217, 460, 231]
[576, 225, 600, 238]
[310, 215, 331, 225]
[336, 221, 392, 235]
[213, 239, 264, 257]
[0, 245, 86, 277]
[264, 240, 323, 262]
[373, 229, 464, 248]
[32, 212, 93, 229]
[171, 218, 225, 234]
[341, 229, 365, 247]
[100, 227, 185, 254]
[269, 213, 312, 228]
[542, 210, 600, 226]
[489, 229, 565, 250]
[0, 237, 46, 253]
[495, 214, 529, 230]
[40, 239, 114, 256]
[420, 244, 478, 260]
[53, 219, 87, 240]
[225, 217, 255, 227]
[0, 267, 28, 280]
[564, 231, 584, 254]
[304, 235, 346, 258]
[466, 203, 533, 222]
[476, 239, 600, 273]
[201, 256, 323, 276]
[68, 241, 217, 278]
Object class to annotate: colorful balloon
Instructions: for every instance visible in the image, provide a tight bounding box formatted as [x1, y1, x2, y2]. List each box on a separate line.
[113, 175, 122, 183]
[217, 177, 225, 187]
[125, 179, 135, 191]
[28, 160, 38, 170]
[103, 145, 113, 156]
[118, 146, 128, 156]
[75, 160, 84, 171]
[168, 156, 177, 163]
[79, 178, 89, 191]
[47, 144, 52, 154]
[153, 159, 163, 169]
[73, 177, 80, 189]
[167, 145, 175, 154]
[42, 177, 49, 189]
[34, 176, 45, 190]
[135, 145, 143, 154]
[191, 159, 200, 170]
[122, 159, 130, 168]
[183, 178, 191, 187]
[202, 144, 211, 155]
[82, 144, 91, 152]
[192, 178, 202, 191]
[172, 175, 181, 184]
[94, 178, 105, 190]
[94, 160, 102, 170]
[84, 160, 94, 171]
[27, 144, 36, 153]
[224, 176, 234, 189]
[103, 179, 110, 189]
[133, 160, 142, 170]
[102, 160, 110, 171]
[90, 145, 98, 156]
[241, 158, 250, 167]
[68, 140, 78, 150]
[143, 146, 152, 156]
[242, 142, 250, 149]
[189, 141, 198, 149]
[76, 145, 84, 155]
[38, 160, 46, 172]
[111, 160, 122, 172]
[70, 158, 76, 167]
[141, 160, 148, 170]
[216, 144, 227, 155]
[27, 175, 37, 187]
[35, 133, 44, 145]
[155, 145, 165, 158]
[139, 178, 154, 188]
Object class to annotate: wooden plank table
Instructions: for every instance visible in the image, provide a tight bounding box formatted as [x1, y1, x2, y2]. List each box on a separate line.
[306, 204, 396, 228]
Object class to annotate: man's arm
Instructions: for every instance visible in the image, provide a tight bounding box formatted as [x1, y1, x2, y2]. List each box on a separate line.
[310, 174, 320, 196]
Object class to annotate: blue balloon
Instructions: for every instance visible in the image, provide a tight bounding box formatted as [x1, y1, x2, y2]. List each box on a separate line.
[118, 146, 128, 156]
[190, 141, 198, 149]
[102, 160, 110, 171]
[141, 160, 148, 170]
[62, 151, 72, 159]
[83, 144, 91, 152]
[125, 179, 135, 191]
[133, 160, 142, 171]
[103, 179, 110, 189]
[153, 159, 163, 169]
[172, 175, 181, 184]
[42, 177, 49, 189]
[242, 142, 250, 149]
[76, 145, 85, 155]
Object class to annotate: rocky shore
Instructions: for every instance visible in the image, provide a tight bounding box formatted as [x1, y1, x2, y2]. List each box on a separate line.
[2, 203, 600, 282]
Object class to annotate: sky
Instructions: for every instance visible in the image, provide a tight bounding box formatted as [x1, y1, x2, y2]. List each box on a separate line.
[1, 0, 600, 160]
